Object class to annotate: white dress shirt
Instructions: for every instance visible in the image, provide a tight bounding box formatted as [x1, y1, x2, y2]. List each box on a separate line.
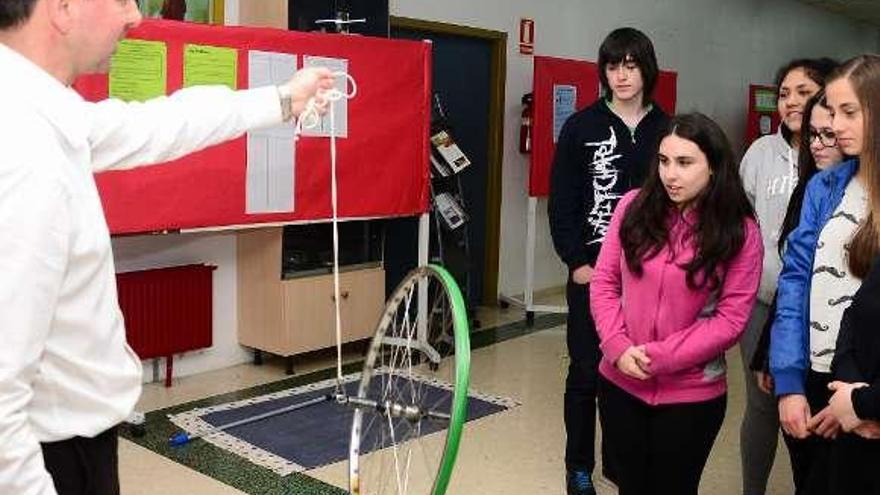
[0, 43, 283, 495]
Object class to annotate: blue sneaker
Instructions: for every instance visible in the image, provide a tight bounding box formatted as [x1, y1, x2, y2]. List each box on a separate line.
[566, 469, 596, 495]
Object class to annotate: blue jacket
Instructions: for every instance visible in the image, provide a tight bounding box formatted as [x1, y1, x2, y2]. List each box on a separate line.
[770, 159, 860, 396]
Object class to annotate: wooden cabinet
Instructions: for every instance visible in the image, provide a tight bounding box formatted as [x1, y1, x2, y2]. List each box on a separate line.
[237, 227, 384, 361]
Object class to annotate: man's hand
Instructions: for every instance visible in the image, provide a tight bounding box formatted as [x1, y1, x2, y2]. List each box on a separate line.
[616, 345, 651, 380]
[285, 67, 336, 118]
[779, 394, 811, 439]
[755, 371, 774, 394]
[806, 405, 841, 439]
[828, 381, 870, 431]
[571, 264, 594, 285]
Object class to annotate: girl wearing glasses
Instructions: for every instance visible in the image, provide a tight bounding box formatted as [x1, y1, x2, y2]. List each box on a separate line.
[770, 55, 877, 494]
[738, 58, 837, 495]
[750, 89, 846, 494]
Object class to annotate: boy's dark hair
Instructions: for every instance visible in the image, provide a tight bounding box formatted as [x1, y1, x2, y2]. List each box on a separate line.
[597, 27, 659, 104]
[0, 0, 37, 30]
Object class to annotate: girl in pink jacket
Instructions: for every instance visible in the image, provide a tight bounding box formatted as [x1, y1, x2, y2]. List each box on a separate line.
[590, 112, 763, 494]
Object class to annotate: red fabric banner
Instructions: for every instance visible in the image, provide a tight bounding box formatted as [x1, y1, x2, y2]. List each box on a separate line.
[529, 55, 678, 198]
[73, 20, 431, 234]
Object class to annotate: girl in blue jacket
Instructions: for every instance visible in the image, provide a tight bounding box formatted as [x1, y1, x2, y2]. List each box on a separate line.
[738, 58, 836, 495]
[770, 54, 880, 494]
[822, 54, 880, 494]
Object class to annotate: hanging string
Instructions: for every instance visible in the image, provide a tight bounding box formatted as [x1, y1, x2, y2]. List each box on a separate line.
[294, 71, 358, 393]
[295, 71, 357, 140]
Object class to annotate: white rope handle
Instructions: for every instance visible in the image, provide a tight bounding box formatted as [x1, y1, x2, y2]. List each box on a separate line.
[295, 71, 357, 139]
[295, 71, 358, 389]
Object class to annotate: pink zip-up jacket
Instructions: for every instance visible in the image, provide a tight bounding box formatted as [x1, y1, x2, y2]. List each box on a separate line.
[590, 190, 763, 405]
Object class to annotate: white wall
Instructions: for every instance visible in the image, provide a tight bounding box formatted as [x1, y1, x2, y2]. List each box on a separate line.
[118, 0, 878, 381]
[389, 0, 879, 296]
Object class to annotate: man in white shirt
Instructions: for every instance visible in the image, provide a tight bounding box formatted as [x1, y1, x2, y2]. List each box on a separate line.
[0, 1, 333, 494]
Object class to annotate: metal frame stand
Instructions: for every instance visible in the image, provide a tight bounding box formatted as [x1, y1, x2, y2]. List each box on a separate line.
[498, 196, 566, 326]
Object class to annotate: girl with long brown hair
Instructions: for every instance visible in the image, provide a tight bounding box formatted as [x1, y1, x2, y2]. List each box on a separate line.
[820, 53, 880, 494]
[771, 54, 880, 494]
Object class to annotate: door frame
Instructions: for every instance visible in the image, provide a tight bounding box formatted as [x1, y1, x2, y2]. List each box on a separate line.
[390, 16, 507, 306]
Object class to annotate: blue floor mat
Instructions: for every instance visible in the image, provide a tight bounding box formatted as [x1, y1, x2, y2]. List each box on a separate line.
[171, 373, 514, 473]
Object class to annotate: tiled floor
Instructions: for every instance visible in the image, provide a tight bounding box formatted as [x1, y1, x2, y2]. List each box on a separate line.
[121, 302, 795, 494]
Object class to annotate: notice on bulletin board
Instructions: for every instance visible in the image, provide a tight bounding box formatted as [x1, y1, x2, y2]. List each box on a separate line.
[183, 44, 238, 90]
[109, 39, 167, 102]
[301, 55, 349, 138]
[553, 84, 577, 143]
[246, 50, 298, 214]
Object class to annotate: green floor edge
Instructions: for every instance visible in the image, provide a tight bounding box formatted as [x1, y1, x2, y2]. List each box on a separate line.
[121, 312, 566, 495]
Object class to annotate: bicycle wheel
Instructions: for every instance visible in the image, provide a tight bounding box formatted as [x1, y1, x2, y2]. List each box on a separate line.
[349, 264, 471, 495]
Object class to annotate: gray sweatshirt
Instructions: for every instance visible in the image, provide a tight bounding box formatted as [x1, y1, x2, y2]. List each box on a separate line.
[740, 128, 798, 304]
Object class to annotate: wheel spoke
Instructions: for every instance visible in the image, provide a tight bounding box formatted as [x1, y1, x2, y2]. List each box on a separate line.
[350, 266, 470, 494]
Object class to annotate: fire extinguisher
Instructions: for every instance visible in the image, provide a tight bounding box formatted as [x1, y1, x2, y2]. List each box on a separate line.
[520, 92, 533, 154]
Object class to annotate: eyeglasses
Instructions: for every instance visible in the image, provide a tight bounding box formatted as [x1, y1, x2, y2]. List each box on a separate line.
[809, 129, 837, 148]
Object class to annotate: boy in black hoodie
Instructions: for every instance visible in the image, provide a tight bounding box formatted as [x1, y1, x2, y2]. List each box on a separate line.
[548, 27, 669, 495]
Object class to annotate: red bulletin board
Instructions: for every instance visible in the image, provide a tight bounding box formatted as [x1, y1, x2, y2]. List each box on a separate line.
[745, 84, 779, 147]
[655, 69, 677, 116]
[529, 55, 677, 197]
[530, 56, 599, 197]
[73, 20, 431, 235]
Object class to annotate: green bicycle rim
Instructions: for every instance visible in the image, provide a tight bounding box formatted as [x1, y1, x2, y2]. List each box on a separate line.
[427, 264, 471, 495]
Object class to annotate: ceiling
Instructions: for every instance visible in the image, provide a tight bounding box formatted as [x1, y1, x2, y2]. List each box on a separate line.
[797, 0, 880, 27]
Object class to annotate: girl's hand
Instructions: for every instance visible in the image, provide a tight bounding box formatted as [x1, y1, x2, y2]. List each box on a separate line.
[827, 381, 869, 431]
[806, 405, 841, 439]
[616, 345, 651, 380]
[779, 394, 811, 439]
[755, 371, 774, 394]
[853, 421, 880, 439]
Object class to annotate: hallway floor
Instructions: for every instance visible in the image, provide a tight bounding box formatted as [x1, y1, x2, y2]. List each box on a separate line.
[120, 303, 794, 494]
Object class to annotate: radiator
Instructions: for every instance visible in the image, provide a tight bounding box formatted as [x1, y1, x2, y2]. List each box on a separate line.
[116, 264, 216, 386]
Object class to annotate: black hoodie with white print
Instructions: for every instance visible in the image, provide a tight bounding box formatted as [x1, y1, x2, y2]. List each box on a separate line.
[549, 99, 669, 271]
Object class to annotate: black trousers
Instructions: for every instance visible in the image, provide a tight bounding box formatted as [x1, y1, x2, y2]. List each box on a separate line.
[782, 371, 834, 495]
[598, 376, 726, 495]
[41, 426, 120, 495]
[829, 432, 880, 494]
[564, 277, 601, 476]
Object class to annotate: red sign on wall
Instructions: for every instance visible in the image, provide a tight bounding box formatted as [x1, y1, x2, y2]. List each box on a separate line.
[519, 19, 534, 55]
[745, 84, 779, 147]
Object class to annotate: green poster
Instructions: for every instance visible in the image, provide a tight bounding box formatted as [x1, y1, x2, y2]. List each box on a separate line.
[755, 89, 778, 113]
[184, 44, 238, 90]
[109, 39, 167, 102]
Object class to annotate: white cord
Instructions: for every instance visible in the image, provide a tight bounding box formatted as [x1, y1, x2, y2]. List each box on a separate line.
[294, 71, 358, 389]
[295, 71, 357, 140]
